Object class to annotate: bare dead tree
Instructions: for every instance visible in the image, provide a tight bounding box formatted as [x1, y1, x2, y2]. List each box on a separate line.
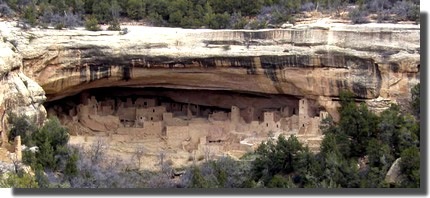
[158, 151, 165, 172]
[203, 146, 212, 163]
[89, 138, 108, 164]
[132, 145, 147, 170]
[9, 153, 20, 174]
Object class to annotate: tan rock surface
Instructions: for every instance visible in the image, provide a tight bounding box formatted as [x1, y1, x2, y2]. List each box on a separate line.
[385, 158, 402, 184]
[0, 21, 420, 169]
[0, 29, 47, 139]
[2, 22, 416, 117]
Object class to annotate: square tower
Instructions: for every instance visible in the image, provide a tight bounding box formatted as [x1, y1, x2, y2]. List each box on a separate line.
[263, 112, 275, 123]
[299, 98, 310, 129]
[230, 106, 240, 124]
[87, 96, 98, 115]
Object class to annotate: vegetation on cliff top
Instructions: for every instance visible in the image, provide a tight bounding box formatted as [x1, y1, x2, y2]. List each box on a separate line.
[0, 0, 420, 31]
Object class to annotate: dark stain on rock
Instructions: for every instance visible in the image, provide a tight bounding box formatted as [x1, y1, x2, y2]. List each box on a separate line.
[294, 42, 327, 47]
[263, 67, 279, 82]
[389, 62, 400, 73]
[89, 66, 98, 81]
[259, 55, 312, 82]
[197, 58, 216, 68]
[316, 52, 348, 68]
[380, 50, 400, 59]
[313, 50, 377, 69]
[88, 66, 111, 82]
[246, 62, 257, 75]
[202, 40, 243, 45]
[336, 79, 347, 90]
[352, 82, 368, 99]
[329, 80, 335, 95]
[98, 66, 111, 79]
[244, 31, 268, 40]
[122, 66, 131, 81]
[374, 63, 382, 96]
[352, 57, 375, 70]
[77, 47, 382, 98]
[187, 56, 256, 74]
[273, 84, 285, 94]
[79, 48, 105, 59]
[227, 57, 257, 75]
[79, 67, 87, 82]
[260, 56, 280, 82]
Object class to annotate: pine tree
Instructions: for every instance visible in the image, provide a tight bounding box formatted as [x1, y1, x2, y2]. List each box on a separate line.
[190, 166, 209, 188]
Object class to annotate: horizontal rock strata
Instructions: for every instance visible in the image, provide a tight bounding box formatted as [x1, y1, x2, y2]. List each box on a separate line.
[0, 22, 420, 124]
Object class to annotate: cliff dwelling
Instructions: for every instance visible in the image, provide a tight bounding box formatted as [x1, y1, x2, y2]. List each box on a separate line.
[45, 87, 327, 168]
[0, 19, 416, 171]
[0, 1, 421, 187]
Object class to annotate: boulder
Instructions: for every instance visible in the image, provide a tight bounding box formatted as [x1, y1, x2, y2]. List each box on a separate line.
[385, 158, 402, 184]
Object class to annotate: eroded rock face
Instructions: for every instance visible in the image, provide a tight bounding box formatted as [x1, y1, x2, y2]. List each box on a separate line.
[13, 23, 419, 117]
[0, 21, 420, 132]
[0, 21, 419, 169]
[0, 33, 47, 143]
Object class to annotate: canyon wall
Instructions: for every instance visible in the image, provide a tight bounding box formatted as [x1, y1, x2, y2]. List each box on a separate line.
[0, 27, 46, 143]
[0, 21, 420, 131]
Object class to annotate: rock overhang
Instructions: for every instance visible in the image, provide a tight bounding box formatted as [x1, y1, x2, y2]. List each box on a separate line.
[40, 52, 381, 101]
[0, 22, 418, 118]
[0, 21, 420, 161]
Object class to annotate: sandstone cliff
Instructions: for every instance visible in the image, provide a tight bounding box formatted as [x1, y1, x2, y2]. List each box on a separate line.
[0, 21, 420, 128]
[0, 24, 46, 143]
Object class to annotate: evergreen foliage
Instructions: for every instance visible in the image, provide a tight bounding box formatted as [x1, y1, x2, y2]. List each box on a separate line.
[84, 15, 101, 31]
[399, 146, 420, 187]
[0, 172, 39, 188]
[1, 0, 419, 29]
[7, 113, 38, 145]
[411, 83, 420, 119]
[3, 88, 420, 189]
[249, 89, 420, 188]
[107, 19, 121, 31]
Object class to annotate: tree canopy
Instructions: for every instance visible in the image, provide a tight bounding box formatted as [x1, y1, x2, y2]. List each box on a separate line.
[0, 0, 419, 30]
[248, 89, 420, 188]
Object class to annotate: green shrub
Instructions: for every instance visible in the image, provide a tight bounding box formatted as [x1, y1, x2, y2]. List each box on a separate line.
[55, 23, 65, 30]
[84, 16, 101, 31]
[64, 150, 79, 179]
[391, 0, 419, 22]
[107, 19, 121, 31]
[34, 168, 50, 188]
[267, 175, 296, 188]
[377, 10, 391, 23]
[411, 83, 420, 119]
[348, 8, 370, 24]
[24, 117, 70, 171]
[23, 5, 37, 27]
[246, 19, 267, 30]
[399, 146, 420, 187]
[190, 166, 209, 188]
[7, 113, 37, 146]
[0, 172, 39, 188]
[0, 3, 14, 17]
